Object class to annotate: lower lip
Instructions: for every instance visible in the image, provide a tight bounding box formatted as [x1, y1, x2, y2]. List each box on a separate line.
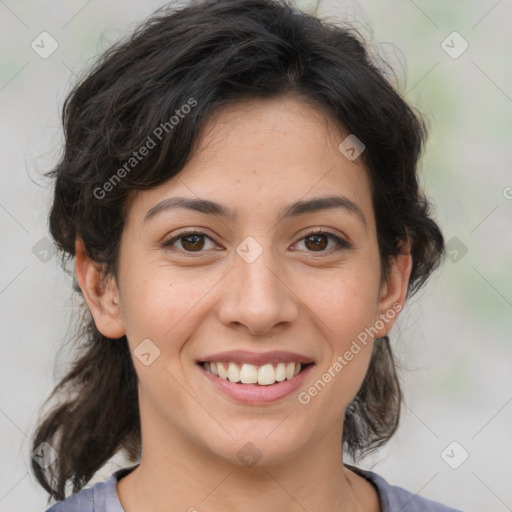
[198, 363, 314, 404]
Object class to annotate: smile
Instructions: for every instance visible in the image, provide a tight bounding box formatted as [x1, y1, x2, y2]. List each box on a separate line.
[201, 361, 312, 386]
[197, 361, 315, 404]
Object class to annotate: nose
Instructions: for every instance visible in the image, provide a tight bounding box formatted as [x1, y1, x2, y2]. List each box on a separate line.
[217, 242, 299, 336]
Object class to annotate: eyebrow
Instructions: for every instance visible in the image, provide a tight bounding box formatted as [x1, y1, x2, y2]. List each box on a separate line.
[144, 195, 367, 228]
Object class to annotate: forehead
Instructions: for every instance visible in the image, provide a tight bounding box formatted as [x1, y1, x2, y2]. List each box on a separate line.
[125, 95, 374, 228]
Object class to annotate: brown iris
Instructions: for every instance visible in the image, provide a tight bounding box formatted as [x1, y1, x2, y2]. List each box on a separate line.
[180, 233, 205, 251]
[304, 233, 328, 251]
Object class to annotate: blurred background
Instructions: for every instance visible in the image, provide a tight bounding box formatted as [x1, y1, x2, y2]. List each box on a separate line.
[0, 0, 510, 510]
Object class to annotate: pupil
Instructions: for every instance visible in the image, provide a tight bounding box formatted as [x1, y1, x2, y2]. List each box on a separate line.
[183, 234, 204, 251]
[306, 234, 327, 251]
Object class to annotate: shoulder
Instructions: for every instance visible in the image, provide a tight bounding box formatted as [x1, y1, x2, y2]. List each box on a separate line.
[43, 473, 122, 512]
[346, 465, 464, 512]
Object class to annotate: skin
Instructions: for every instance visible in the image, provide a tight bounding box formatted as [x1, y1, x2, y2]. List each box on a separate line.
[75, 95, 412, 512]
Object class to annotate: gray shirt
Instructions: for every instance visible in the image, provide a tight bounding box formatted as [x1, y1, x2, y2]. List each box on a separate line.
[43, 464, 463, 511]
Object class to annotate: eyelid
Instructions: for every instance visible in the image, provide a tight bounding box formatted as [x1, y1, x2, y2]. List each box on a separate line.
[161, 228, 351, 254]
[162, 228, 219, 253]
[292, 229, 351, 252]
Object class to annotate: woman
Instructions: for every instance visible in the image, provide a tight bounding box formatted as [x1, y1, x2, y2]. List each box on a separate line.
[31, 0, 460, 510]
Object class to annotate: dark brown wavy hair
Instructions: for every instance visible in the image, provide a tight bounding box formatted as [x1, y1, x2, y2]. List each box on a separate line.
[31, 0, 445, 502]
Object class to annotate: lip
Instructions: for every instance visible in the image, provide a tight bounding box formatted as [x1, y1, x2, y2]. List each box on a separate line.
[198, 361, 315, 405]
[197, 350, 315, 366]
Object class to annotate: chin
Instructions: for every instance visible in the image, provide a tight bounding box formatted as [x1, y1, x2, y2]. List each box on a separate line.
[201, 429, 306, 470]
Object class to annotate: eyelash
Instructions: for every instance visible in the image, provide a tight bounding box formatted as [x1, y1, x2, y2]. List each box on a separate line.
[161, 229, 351, 256]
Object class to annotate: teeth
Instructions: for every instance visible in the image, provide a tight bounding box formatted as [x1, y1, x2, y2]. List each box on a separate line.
[257, 364, 275, 385]
[217, 362, 228, 380]
[227, 362, 241, 383]
[275, 362, 286, 382]
[240, 363, 258, 384]
[204, 361, 304, 385]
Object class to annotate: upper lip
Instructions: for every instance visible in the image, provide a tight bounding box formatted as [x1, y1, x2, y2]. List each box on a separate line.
[198, 350, 315, 366]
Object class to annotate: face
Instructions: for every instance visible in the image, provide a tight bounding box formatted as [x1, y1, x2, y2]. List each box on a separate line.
[77, 95, 411, 469]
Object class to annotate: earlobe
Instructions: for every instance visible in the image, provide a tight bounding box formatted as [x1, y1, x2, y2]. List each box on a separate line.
[375, 238, 413, 337]
[74, 238, 126, 339]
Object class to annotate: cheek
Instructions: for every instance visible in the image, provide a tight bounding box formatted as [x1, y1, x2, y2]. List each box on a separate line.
[119, 259, 180, 324]
[301, 266, 380, 400]
[308, 270, 381, 343]
[300, 280, 377, 414]
[329, 291, 379, 354]
[118, 264, 221, 357]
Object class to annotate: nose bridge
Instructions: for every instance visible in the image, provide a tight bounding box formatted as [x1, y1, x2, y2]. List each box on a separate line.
[218, 236, 298, 334]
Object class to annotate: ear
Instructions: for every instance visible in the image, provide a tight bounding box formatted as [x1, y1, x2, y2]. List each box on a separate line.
[373, 237, 413, 338]
[74, 237, 126, 339]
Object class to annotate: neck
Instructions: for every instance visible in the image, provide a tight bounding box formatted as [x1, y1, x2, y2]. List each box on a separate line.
[116, 396, 378, 512]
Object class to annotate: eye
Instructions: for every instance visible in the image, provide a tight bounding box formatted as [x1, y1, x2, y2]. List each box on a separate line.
[293, 230, 350, 253]
[162, 230, 217, 253]
[162, 229, 350, 255]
